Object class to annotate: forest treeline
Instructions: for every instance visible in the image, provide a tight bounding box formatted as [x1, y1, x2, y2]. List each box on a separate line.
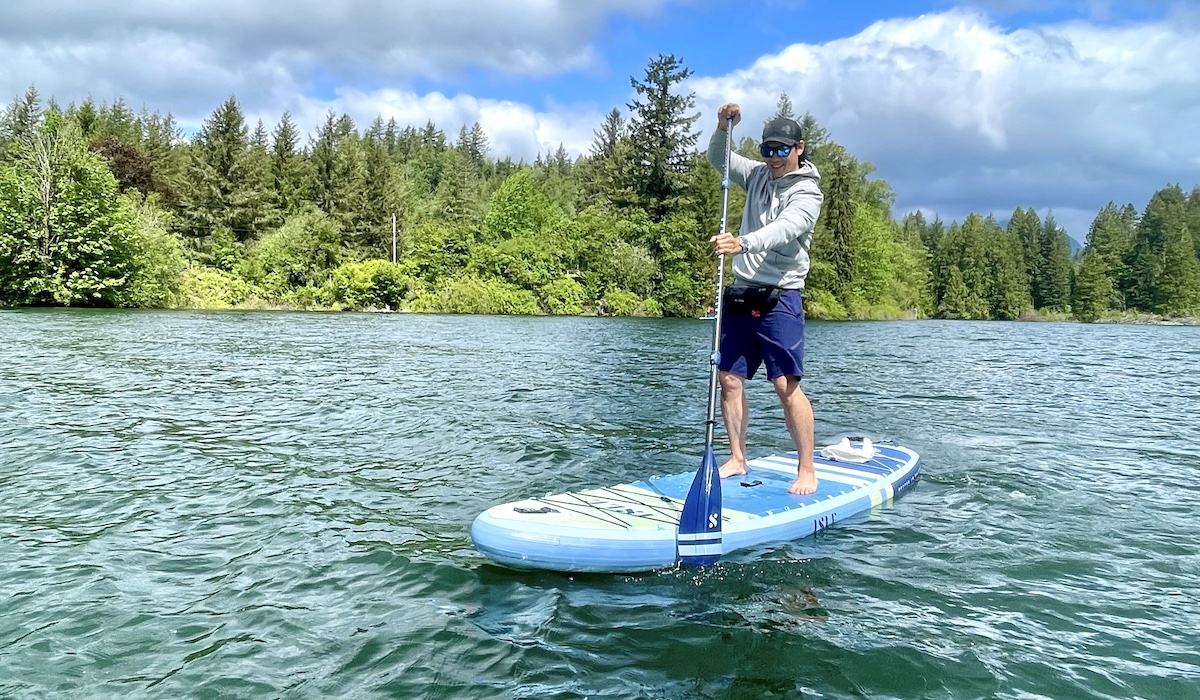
[2, 54, 1199, 320]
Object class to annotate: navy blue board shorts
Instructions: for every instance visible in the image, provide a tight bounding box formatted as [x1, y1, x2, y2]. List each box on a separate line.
[718, 289, 805, 380]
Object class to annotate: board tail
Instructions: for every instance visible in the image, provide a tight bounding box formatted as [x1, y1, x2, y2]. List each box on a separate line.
[677, 445, 723, 566]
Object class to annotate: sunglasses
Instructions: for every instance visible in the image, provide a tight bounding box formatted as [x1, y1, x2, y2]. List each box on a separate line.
[760, 143, 793, 158]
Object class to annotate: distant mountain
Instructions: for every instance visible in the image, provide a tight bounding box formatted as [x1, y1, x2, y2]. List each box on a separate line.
[1068, 236, 1083, 256]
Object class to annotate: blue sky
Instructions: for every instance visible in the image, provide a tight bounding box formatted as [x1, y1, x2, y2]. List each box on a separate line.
[2, 0, 1197, 242]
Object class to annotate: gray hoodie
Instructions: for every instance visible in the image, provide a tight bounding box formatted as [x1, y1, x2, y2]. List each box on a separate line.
[706, 129, 824, 290]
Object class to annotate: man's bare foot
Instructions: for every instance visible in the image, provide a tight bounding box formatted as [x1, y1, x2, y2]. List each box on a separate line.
[718, 457, 747, 479]
[788, 468, 817, 495]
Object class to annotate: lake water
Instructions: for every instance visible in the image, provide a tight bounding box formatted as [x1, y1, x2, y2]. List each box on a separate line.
[1, 309, 1198, 699]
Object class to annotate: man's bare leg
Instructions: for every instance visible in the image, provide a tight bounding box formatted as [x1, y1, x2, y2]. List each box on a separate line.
[718, 371, 750, 478]
[772, 375, 816, 495]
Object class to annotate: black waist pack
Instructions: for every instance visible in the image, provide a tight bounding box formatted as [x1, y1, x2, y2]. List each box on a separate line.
[723, 285, 783, 316]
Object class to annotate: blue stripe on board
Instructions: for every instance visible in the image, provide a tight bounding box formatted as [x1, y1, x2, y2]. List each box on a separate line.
[782, 446, 909, 477]
[638, 466, 859, 518]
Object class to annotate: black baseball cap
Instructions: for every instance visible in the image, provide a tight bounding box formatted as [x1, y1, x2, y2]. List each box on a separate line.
[761, 117, 804, 146]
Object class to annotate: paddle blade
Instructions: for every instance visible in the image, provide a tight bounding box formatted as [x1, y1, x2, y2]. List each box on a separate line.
[677, 445, 723, 567]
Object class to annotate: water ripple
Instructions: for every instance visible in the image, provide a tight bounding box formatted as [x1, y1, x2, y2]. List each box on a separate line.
[1, 310, 1198, 698]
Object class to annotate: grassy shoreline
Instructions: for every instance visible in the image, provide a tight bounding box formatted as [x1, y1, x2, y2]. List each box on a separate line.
[7, 300, 1195, 325]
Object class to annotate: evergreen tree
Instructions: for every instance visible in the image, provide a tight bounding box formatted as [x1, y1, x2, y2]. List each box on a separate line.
[1157, 223, 1200, 316]
[246, 119, 276, 226]
[433, 148, 483, 228]
[769, 93, 795, 123]
[72, 97, 100, 139]
[579, 108, 633, 208]
[140, 110, 183, 199]
[985, 217, 1031, 319]
[310, 112, 369, 242]
[410, 120, 448, 195]
[1082, 202, 1132, 310]
[270, 112, 310, 216]
[798, 113, 829, 152]
[1127, 185, 1188, 312]
[1187, 185, 1200, 260]
[362, 116, 395, 245]
[95, 98, 138, 143]
[1072, 248, 1113, 322]
[1, 85, 43, 158]
[1036, 213, 1072, 311]
[938, 266, 972, 319]
[460, 121, 489, 169]
[957, 214, 995, 315]
[823, 155, 856, 300]
[626, 53, 699, 220]
[180, 96, 270, 256]
[1007, 207, 1042, 306]
[383, 117, 399, 154]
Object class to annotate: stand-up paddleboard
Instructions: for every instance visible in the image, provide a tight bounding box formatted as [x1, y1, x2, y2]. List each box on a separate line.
[471, 440, 920, 573]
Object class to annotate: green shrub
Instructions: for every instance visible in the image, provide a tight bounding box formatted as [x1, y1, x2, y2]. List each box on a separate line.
[540, 277, 586, 315]
[122, 196, 188, 308]
[406, 275, 540, 315]
[179, 266, 261, 309]
[600, 288, 662, 317]
[636, 298, 662, 317]
[242, 212, 343, 298]
[802, 287, 848, 320]
[602, 288, 640, 316]
[326, 259, 418, 310]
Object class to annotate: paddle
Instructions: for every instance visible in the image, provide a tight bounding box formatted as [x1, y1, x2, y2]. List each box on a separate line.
[677, 117, 735, 567]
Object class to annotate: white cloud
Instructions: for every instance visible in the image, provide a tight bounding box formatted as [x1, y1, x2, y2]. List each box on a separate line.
[4, 3, 1199, 241]
[688, 7, 1200, 239]
[279, 89, 599, 162]
[0, 0, 665, 129]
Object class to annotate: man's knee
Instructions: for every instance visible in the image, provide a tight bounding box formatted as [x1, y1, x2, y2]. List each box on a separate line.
[772, 374, 802, 402]
[719, 371, 745, 395]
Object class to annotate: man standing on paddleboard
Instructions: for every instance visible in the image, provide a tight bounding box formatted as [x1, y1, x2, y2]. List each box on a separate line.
[707, 104, 824, 495]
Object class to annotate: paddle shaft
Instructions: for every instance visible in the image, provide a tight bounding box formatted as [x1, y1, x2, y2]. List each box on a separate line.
[704, 119, 734, 449]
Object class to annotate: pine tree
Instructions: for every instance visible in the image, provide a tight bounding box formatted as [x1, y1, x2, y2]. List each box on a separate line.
[1082, 203, 1132, 310]
[433, 148, 482, 227]
[73, 97, 100, 139]
[769, 93, 795, 123]
[1, 85, 43, 157]
[270, 112, 309, 216]
[626, 53, 699, 220]
[1007, 207, 1042, 306]
[140, 110, 182, 189]
[362, 116, 394, 242]
[96, 98, 138, 143]
[1187, 185, 1200, 260]
[985, 217, 1031, 319]
[1037, 213, 1072, 311]
[799, 112, 828, 150]
[410, 120, 447, 195]
[1072, 249, 1113, 322]
[580, 108, 632, 208]
[246, 119, 276, 227]
[460, 121, 489, 169]
[938, 266, 971, 319]
[1157, 224, 1200, 316]
[824, 155, 856, 300]
[180, 96, 270, 255]
[1127, 185, 1188, 312]
[957, 214, 994, 314]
